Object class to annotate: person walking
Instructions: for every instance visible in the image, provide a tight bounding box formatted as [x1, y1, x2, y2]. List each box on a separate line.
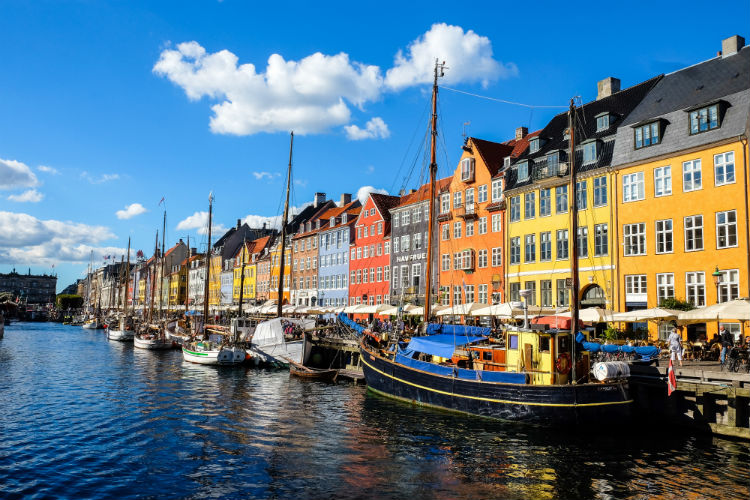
[668, 327, 683, 367]
[719, 325, 733, 365]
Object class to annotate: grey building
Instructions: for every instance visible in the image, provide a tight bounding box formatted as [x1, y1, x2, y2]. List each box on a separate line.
[0, 269, 57, 305]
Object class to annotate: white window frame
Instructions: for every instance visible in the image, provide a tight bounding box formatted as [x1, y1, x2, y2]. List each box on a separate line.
[714, 152, 735, 186]
[656, 273, 674, 304]
[684, 215, 703, 252]
[478, 216, 487, 235]
[478, 184, 488, 203]
[623, 223, 646, 256]
[491, 247, 502, 267]
[622, 172, 645, 202]
[655, 219, 673, 254]
[491, 179, 502, 202]
[682, 159, 702, 192]
[653, 166, 672, 197]
[685, 271, 705, 307]
[718, 269, 740, 303]
[593, 176, 607, 207]
[716, 210, 738, 249]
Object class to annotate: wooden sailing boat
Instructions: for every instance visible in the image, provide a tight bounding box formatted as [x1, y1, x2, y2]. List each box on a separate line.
[182, 193, 246, 365]
[107, 238, 135, 341]
[356, 62, 632, 426]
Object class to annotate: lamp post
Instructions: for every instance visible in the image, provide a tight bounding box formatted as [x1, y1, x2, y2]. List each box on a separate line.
[519, 288, 531, 329]
[712, 266, 723, 304]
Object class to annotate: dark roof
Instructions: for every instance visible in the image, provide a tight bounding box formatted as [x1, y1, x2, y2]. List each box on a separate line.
[286, 200, 336, 234]
[622, 47, 750, 126]
[217, 223, 276, 261]
[369, 193, 400, 222]
[470, 137, 515, 177]
[505, 76, 662, 190]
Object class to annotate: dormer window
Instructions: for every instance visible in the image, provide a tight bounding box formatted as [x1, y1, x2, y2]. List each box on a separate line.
[529, 138, 540, 153]
[341, 213, 347, 223]
[596, 112, 610, 131]
[460, 157, 475, 182]
[330, 217, 335, 226]
[517, 161, 529, 182]
[315, 220, 321, 229]
[634, 121, 661, 149]
[582, 140, 598, 165]
[688, 103, 720, 134]
[503, 156, 511, 169]
[547, 152, 559, 172]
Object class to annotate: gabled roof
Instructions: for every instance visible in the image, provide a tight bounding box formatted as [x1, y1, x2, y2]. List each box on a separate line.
[468, 137, 516, 177]
[393, 177, 452, 208]
[321, 200, 362, 231]
[367, 193, 400, 223]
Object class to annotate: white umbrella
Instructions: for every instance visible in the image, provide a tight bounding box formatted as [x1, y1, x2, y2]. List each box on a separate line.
[356, 304, 391, 314]
[610, 307, 682, 322]
[436, 302, 485, 316]
[343, 304, 363, 313]
[470, 302, 560, 318]
[678, 299, 750, 322]
[556, 307, 616, 323]
[408, 304, 449, 316]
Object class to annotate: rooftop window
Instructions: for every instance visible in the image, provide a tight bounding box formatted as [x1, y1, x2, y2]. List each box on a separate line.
[689, 103, 719, 135]
[596, 113, 610, 132]
[529, 138, 540, 153]
[634, 122, 660, 149]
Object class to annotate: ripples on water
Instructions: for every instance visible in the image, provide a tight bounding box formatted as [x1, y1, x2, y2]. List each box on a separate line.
[0, 322, 748, 500]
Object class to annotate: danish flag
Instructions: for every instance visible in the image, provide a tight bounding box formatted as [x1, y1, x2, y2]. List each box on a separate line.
[667, 359, 677, 396]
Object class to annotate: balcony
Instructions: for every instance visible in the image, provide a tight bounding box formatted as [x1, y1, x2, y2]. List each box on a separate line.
[457, 203, 478, 220]
[533, 160, 569, 181]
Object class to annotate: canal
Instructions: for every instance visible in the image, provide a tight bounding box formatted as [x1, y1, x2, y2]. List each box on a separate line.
[1, 322, 748, 500]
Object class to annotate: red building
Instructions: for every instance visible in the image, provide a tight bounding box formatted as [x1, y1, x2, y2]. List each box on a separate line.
[348, 193, 399, 314]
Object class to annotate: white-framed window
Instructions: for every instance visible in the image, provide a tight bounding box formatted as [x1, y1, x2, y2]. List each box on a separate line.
[393, 238, 399, 253]
[510, 196, 520, 222]
[654, 166, 672, 197]
[411, 263, 421, 288]
[524, 192, 535, 219]
[656, 273, 674, 304]
[716, 210, 737, 249]
[718, 269, 740, 303]
[466, 221, 474, 237]
[370, 268, 375, 283]
[384, 241, 390, 254]
[682, 160, 702, 192]
[539, 188, 551, 216]
[685, 271, 705, 307]
[596, 114, 610, 131]
[465, 188, 475, 206]
[440, 193, 450, 213]
[517, 161, 529, 182]
[576, 180, 587, 210]
[413, 207, 421, 223]
[384, 265, 390, 281]
[478, 217, 487, 234]
[684, 215, 703, 252]
[464, 284, 475, 303]
[441, 254, 450, 272]
[655, 219, 673, 254]
[491, 214, 502, 233]
[540, 280, 552, 307]
[510, 237, 521, 264]
[582, 141, 597, 164]
[524, 234, 536, 263]
[377, 221, 383, 234]
[453, 285, 462, 306]
[402, 211, 410, 225]
[593, 176, 607, 207]
[555, 185, 568, 214]
[363, 246, 368, 259]
[478, 284, 488, 304]
[556, 279, 569, 307]
[351, 249, 356, 261]
[529, 137, 540, 153]
[441, 223, 450, 241]
[453, 221, 462, 239]
[577, 227, 588, 258]
[478, 249, 488, 268]
[401, 234, 410, 252]
[413, 232, 422, 250]
[453, 191, 463, 208]
[625, 274, 648, 300]
[622, 172, 645, 202]
[623, 223, 646, 256]
[460, 157, 475, 182]
[714, 152, 735, 186]
[556, 229, 569, 260]
[491, 179, 502, 202]
[594, 223, 608, 256]
[492, 247, 502, 267]
[478, 184, 488, 203]
[540, 231, 552, 261]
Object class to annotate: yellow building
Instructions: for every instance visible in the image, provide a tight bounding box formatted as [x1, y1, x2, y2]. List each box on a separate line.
[504, 77, 658, 315]
[611, 37, 750, 341]
[268, 238, 292, 305]
[168, 260, 187, 307]
[208, 253, 223, 308]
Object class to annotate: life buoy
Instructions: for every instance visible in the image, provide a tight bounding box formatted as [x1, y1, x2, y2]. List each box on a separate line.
[556, 352, 571, 374]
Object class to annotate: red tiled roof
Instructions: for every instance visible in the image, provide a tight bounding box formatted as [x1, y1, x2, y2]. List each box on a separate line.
[469, 137, 516, 177]
[369, 193, 400, 222]
[394, 177, 452, 208]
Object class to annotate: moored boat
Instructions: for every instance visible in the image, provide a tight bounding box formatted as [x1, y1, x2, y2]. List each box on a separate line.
[107, 317, 135, 341]
[134, 324, 174, 350]
[288, 359, 338, 382]
[181, 340, 246, 365]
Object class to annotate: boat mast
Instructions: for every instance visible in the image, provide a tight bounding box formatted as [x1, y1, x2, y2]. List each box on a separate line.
[423, 60, 445, 324]
[148, 231, 158, 323]
[124, 237, 130, 315]
[238, 238, 246, 318]
[203, 193, 214, 332]
[184, 235, 190, 313]
[568, 98, 579, 384]
[277, 132, 293, 318]
[158, 208, 166, 317]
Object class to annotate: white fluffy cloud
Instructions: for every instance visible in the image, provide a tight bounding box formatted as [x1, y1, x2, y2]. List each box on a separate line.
[0, 211, 120, 265]
[176, 211, 228, 236]
[241, 202, 313, 230]
[38, 165, 59, 175]
[385, 23, 517, 90]
[252, 171, 279, 181]
[81, 171, 120, 184]
[153, 25, 514, 137]
[356, 185, 389, 205]
[8, 189, 43, 203]
[345, 117, 390, 141]
[116, 203, 148, 220]
[0, 158, 39, 190]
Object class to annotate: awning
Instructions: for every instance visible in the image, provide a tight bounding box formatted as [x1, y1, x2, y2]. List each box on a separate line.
[531, 316, 584, 330]
[406, 333, 487, 359]
[678, 299, 750, 322]
[610, 307, 681, 322]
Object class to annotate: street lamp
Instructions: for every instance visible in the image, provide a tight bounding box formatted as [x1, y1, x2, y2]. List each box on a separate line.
[519, 289, 532, 329]
[712, 266, 723, 304]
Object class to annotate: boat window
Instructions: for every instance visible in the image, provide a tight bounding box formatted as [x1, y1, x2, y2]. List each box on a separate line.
[482, 351, 493, 361]
[508, 334, 518, 349]
[558, 334, 570, 353]
[539, 336, 550, 352]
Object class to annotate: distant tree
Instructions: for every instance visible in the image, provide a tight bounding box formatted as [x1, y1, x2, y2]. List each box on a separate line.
[658, 297, 695, 311]
[57, 294, 83, 309]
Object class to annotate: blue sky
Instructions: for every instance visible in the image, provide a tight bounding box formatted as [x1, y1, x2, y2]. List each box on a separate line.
[1, 0, 748, 292]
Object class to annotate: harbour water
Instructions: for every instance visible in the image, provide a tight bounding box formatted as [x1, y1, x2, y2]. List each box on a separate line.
[1, 322, 748, 500]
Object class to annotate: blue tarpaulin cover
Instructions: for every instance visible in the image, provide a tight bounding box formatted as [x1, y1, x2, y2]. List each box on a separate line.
[406, 333, 487, 359]
[395, 352, 528, 384]
[426, 323, 491, 336]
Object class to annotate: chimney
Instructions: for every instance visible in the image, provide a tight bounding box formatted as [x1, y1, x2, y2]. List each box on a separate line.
[515, 127, 528, 140]
[340, 193, 352, 206]
[179, 238, 183, 244]
[399, 189, 406, 196]
[597, 77, 621, 100]
[313, 192, 326, 208]
[722, 35, 745, 57]
[236, 219, 241, 229]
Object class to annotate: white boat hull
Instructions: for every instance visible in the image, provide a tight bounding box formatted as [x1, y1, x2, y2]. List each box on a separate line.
[107, 328, 135, 341]
[248, 340, 304, 367]
[182, 343, 246, 365]
[134, 334, 174, 350]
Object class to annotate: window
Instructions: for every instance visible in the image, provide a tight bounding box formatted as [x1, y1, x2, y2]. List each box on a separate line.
[509, 283, 520, 302]
[453, 285, 462, 306]
[440, 194, 450, 213]
[453, 221, 462, 239]
[442, 254, 450, 271]
[453, 191, 463, 208]
[594, 223, 608, 256]
[414, 232, 422, 250]
[377, 243, 382, 256]
[478, 217, 487, 234]
[510, 196, 520, 222]
[413, 208, 421, 223]
[371, 268, 376, 283]
[689, 104, 719, 134]
[491, 179, 502, 201]
[577, 227, 588, 258]
[460, 157, 475, 182]
[510, 237, 521, 265]
[363, 226, 368, 238]
[682, 160, 702, 192]
[384, 265, 390, 281]
[622, 172, 645, 202]
[555, 186, 568, 213]
[582, 141, 597, 164]
[541, 280, 552, 307]
[634, 122, 660, 148]
[478, 185, 488, 203]
[351, 249, 356, 260]
[453, 253, 461, 270]
[478, 284, 488, 304]
[623, 223, 646, 256]
[540, 231, 552, 261]
[593, 176, 607, 207]
[547, 152, 559, 173]
[466, 221, 474, 237]
[401, 235, 410, 252]
[402, 211, 410, 225]
[517, 161, 529, 181]
[684, 215, 703, 252]
[356, 269, 362, 284]
[441, 224, 449, 241]
[362, 268, 368, 283]
[465, 188, 475, 206]
[625, 275, 647, 296]
[524, 234, 536, 263]
[576, 180, 587, 210]
[491, 214, 502, 233]
[393, 238, 399, 253]
[656, 273, 674, 304]
[377, 221, 383, 234]
[714, 152, 735, 186]
[654, 166, 672, 197]
[556, 229, 569, 260]
[478, 249, 488, 268]
[685, 272, 705, 307]
[464, 284, 475, 303]
[716, 210, 737, 248]
[524, 192, 535, 219]
[719, 269, 740, 302]
[655, 219, 673, 254]
[556, 279, 569, 307]
[491, 247, 502, 267]
[384, 241, 390, 254]
[524, 281, 537, 306]
[363, 246, 368, 259]
[539, 188, 551, 216]
[529, 138, 540, 153]
[596, 114, 610, 131]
